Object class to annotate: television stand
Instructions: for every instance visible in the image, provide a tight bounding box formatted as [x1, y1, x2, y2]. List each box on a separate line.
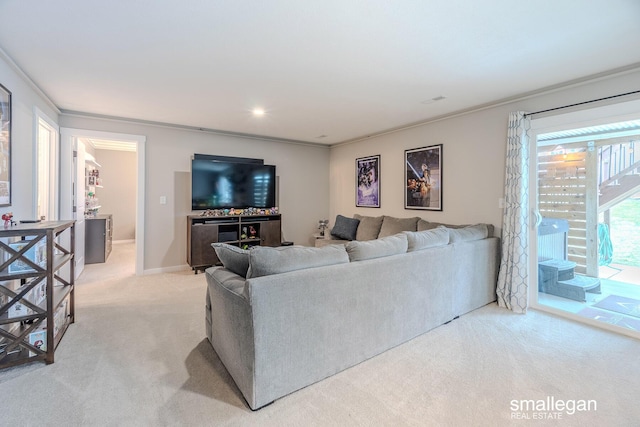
[187, 214, 281, 273]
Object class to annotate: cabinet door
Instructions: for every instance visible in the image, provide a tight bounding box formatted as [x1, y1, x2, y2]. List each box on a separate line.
[260, 220, 281, 246]
[85, 219, 106, 264]
[190, 224, 220, 267]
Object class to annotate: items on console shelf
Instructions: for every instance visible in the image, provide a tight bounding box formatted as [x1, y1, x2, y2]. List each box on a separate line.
[198, 206, 279, 217]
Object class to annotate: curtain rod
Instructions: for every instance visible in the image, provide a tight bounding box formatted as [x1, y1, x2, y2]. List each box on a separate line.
[524, 90, 640, 117]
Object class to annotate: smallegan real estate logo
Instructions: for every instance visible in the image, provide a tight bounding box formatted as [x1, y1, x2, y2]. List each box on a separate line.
[510, 396, 597, 420]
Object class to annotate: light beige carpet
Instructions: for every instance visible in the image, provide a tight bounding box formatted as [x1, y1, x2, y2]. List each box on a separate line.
[1, 242, 639, 426]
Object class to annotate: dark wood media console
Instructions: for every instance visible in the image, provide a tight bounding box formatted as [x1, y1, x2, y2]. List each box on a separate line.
[187, 214, 281, 272]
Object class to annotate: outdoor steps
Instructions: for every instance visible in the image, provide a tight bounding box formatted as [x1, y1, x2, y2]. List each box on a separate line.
[599, 173, 640, 212]
[538, 258, 601, 302]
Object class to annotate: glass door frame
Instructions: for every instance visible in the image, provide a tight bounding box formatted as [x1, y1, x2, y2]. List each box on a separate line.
[527, 98, 640, 340]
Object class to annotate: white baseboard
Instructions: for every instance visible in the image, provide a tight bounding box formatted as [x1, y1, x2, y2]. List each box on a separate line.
[113, 239, 135, 244]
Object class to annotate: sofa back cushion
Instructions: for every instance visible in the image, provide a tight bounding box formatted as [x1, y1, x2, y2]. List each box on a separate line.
[346, 233, 408, 262]
[378, 216, 419, 238]
[403, 228, 450, 252]
[247, 244, 350, 278]
[418, 219, 494, 237]
[448, 224, 489, 243]
[212, 243, 250, 277]
[331, 214, 360, 240]
[353, 214, 384, 241]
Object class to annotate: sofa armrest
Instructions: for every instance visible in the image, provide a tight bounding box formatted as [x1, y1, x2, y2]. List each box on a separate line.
[205, 267, 256, 407]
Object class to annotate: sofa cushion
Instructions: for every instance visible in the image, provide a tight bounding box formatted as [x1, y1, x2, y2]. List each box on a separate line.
[448, 224, 488, 243]
[403, 228, 450, 252]
[247, 244, 350, 278]
[418, 219, 494, 237]
[378, 216, 419, 238]
[331, 214, 360, 241]
[417, 219, 436, 231]
[212, 243, 250, 277]
[346, 233, 408, 262]
[354, 214, 384, 241]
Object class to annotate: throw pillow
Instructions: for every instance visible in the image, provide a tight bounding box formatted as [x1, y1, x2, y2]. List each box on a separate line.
[212, 243, 250, 277]
[247, 244, 350, 278]
[448, 224, 488, 243]
[346, 233, 408, 262]
[354, 214, 384, 241]
[331, 214, 360, 240]
[378, 216, 419, 238]
[403, 228, 450, 252]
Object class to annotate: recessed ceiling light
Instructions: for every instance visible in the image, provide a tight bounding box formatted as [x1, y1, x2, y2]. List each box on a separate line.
[252, 108, 266, 116]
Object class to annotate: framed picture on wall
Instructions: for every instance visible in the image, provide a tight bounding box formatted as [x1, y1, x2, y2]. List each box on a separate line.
[405, 144, 442, 211]
[356, 155, 380, 208]
[0, 83, 11, 207]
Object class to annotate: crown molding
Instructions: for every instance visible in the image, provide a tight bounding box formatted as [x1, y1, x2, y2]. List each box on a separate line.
[0, 45, 60, 114]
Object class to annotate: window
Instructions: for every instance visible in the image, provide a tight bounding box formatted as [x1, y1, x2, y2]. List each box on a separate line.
[35, 108, 59, 220]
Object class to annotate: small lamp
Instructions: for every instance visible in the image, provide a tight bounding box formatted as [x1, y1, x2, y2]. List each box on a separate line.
[318, 219, 329, 236]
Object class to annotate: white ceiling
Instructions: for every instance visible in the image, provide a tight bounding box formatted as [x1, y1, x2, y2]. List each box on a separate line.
[1, 0, 640, 145]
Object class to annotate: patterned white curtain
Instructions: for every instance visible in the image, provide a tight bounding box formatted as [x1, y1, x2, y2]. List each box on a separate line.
[496, 112, 531, 313]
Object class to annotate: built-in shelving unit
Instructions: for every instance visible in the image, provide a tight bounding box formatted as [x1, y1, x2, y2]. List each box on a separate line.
[85, 153, 103, 216]
[0, 221, 75, 368]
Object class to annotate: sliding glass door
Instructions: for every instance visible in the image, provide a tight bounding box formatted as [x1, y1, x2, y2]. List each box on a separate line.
[529, 102, 640, 337]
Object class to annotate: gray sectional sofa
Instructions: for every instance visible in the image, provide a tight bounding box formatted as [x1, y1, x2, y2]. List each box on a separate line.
[205, 216, 500, 410]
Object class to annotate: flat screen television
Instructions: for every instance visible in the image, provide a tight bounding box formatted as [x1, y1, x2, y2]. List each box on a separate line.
[191, 158, 276, 210]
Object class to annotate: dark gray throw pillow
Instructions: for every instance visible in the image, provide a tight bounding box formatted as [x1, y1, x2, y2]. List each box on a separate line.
[212, 243, 250, 278]
[331, 215, 360, 241]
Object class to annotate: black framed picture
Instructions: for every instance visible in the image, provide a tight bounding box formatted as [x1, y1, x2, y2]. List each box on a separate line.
[405, 144, 442, 211]
[356, 155, 380, 208]
[0, 83, 11, 207]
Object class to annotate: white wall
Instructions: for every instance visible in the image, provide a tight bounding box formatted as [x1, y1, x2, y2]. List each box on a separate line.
[94, 149, 136, 241]
[329, 69, 640, 237]
[58, 115, 331, 272]
[0, 52, 59, 220]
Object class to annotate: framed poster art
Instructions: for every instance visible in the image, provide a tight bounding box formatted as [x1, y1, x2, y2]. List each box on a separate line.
[405, 144, 442, 211]
[0, 83, 11, 207]
[356, 155, 380, 208]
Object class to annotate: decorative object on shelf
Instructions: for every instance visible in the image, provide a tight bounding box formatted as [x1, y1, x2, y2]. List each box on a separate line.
[249, 225, 257, 238]
[318, 219, 329, 236]
[241, 227, 248, 239]
[7, 238, 46, 274]
[198, 207, 280, 217]
[0, 83, 11, 207]
[2, 211, 13, 228]
[356, 155, 380, 208]
[405, 144, 443, 211]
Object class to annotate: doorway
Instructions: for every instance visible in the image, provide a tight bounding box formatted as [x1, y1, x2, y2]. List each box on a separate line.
[529, 100, 640, 338]
[59, 128, 146, 277]
[34, 108, 59, 221]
